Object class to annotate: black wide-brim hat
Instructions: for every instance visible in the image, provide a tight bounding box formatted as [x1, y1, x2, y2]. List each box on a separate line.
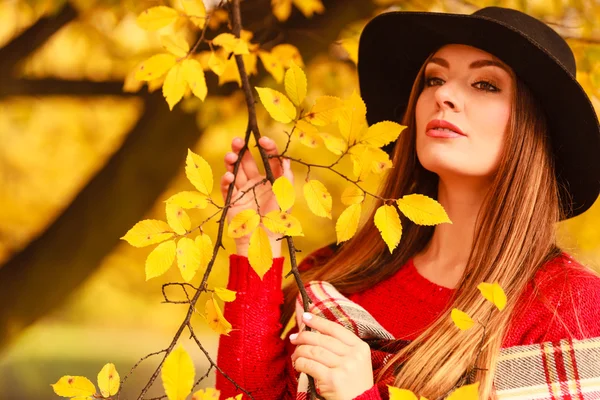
[357, 6, 600, 220]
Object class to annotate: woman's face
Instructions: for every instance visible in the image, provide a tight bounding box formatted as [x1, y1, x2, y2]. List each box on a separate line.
[415, 44, 515, 182]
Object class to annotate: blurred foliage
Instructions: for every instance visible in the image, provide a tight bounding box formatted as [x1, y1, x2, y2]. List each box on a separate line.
[0, 0, 598, 399]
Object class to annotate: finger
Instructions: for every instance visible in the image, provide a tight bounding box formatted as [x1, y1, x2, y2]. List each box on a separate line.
[232, 138, 261, 180]
[290, 331, 347, 356]
[220, 172, 239, 201]
[224, 152, 248, 187]
[258, 136, 284, 178]
[282, 157, 294, 185]
[291, 344, 341, 368]
[293, 357, 330, 384]
[301, 313, 360, 347]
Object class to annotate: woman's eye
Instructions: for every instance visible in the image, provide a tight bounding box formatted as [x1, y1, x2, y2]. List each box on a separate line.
[473, 81, 499, 92]
[425, 77, 444, 86]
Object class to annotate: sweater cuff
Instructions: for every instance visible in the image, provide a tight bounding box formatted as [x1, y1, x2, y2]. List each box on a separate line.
[353, 385, 383, 400]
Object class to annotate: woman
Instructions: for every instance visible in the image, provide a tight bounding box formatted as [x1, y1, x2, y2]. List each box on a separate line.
[216, 6, 600, 400]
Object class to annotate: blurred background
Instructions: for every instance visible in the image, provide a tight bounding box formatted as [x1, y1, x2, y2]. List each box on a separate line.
[0, 0, 598, 399]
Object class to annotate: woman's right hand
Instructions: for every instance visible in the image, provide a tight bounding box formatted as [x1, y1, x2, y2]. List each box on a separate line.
[220, 136, 293, 257]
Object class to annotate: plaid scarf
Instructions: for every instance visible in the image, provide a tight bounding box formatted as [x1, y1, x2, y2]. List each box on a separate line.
[294, 281, 600, 400]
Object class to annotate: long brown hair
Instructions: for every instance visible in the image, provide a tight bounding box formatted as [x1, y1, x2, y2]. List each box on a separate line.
[281, 49, 566, 399]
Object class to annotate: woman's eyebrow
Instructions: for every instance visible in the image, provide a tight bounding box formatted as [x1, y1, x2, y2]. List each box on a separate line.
[427, 57, 511, 74]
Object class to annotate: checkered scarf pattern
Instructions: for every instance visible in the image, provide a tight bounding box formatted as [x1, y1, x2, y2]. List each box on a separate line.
[294, 281, 600, 399]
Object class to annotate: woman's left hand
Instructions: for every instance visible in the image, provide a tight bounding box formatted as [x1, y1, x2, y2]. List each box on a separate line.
[290, 312, 374, 400]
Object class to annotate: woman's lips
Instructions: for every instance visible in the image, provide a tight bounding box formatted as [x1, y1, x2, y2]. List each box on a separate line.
[425, 119, 466, 138]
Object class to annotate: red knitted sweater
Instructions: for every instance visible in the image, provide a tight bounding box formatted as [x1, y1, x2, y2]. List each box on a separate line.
[216, 248, 600, 399]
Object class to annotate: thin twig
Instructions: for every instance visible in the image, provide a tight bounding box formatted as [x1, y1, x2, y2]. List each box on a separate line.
[119, 349, 167, 399]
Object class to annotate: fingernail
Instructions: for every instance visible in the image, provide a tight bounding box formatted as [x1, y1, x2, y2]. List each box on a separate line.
[289, 333, 298, 341]
[303, 312, 313, 321]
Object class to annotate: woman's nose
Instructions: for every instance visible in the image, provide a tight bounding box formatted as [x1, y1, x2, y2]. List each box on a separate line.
[434, 83, 462, 112]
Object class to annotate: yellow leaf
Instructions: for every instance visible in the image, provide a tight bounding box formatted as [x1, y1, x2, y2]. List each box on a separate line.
[212, 33, 249, 55]
[388, 386, 418, 400]
[340, 38, 359, 64]
[183, 59, 208, 101]
[162, 345, 195, 400]
[271, 44, 304, 68]
[124, 61, 145, 92]
[248, 227, 273, 279]
[166, 203, 191, 235]
[145, 239, 177, 280]
[137, 6, 178, 31]
[272, 176, 295, 211]
[177, 237, 202, 282]
[336, 203, 362, 244]
[185, 149, 213, 195]
[228, 209, 261, 238]
[148, 75, 167, 92]
[161, 35, 190, 58]
[374, 205, 402, 253]
[294, 120, 322, 148]
[292, 0, 325, 17]
[446, 382, 480, 400]
[165, 191, 209, 209]
[135, 54, 177, 81]
[305, 95, 344, 126]
[121, 219, 174, 248]
[341, 186, 365, 205]
[218, 57, 242, 86]
[303, 180, 332, 218]
[192, 388, 220, 400]
[243, 52, 258, 76]
[194, 233, 213, 278]
[349, 144, 392, 180]
[97, 363, 120, 397]
[262, 211, 304, 236]
[396, 194, 451, 226]
[182, 0, 207, 28]
[225, 395, 244, 400]
[208, 51, 227, 76]
[208, 8, 229, 30]
[320, 132, 347, 155]
[163, 63, 187, 110]
[205, 296, 233, 335]
[271, 0, 292, 21]
[284, 61, 307, 106]
[258, 51, 285, 83]
[359, 121, 406, 148]
[338, 90, 367, 145]
[477, 282, 507, 311]
[214, 287, 236, 302]
[451, 308, 475, 330]
[255, 87, 297, 123]
[51, 376, 96, 398]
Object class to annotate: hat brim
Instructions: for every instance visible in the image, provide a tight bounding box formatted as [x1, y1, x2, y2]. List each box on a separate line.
[358, 11, 600, 219]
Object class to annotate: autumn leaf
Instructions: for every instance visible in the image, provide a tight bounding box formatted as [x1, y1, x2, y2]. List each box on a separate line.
[340, 38, 359, 64]
[477, 282, 507, 311]
[258, 50, 285, 83]
[248, 227, 273, 279]
[212, 33, 249, 55]
[262, 211, 304, 236]
[51, 376, 96, 398]
[388, 387, 419, 400]
[165, 191, 209, 209]
[272, 176, 295, 211]
[185, 149, 213, 196]
[338, 90, 367, 145]
[446, 382, 480, 400]
[336, 203, 362, 244]
[205, 296, 233, 335]
[228, 209, 261, 238]
[137, 6, 178, 31]
[214, 287, 236, 302]
[195, 233, 213, 275]
[162, 346, 195, 400]
[285, 61, 307, 106]
[183, 59, 208, 101]
[161, 35, 190, 58]
[255, 87, 296, 123]
[121, 220, 174, 248]
[374, 205, 402, 253]
[97, 363, 120, 397]
[396, 194, 451, 226]
[192, 388, 220, 400]
[135, 54, 177, 81]
[320, 132, 347, 155]
[349, 144, 392, 180]
[177, 237, 202, 282]
[208, 51, 227, 76]
[182, 0, 207, 28]
[359, 121, 406, 148]
[292, 0, 325, 17]
[166, 203, 191, 235]
[341, 186, 365, 205]
[271, 0, 292, 21]
[163, 63, 187, 110]
[294, 120, 322, 148]
[303, 180, 332, 218]
[451, 308, 475, 330]
[305, 95, 343, 126]
[271, 43, 304, 68]
[145, 239, 176, 280]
